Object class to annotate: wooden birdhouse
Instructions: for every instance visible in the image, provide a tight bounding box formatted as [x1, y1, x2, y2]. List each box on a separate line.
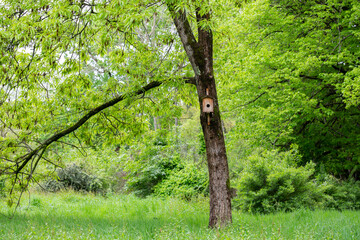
[203, 89, 214, 125]
[202, 96, 214, 113]
[202, 88, 214, 113]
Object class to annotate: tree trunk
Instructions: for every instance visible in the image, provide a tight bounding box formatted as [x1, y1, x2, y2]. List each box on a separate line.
[166, 2, 232, 227]
[197, 75, 232, 227]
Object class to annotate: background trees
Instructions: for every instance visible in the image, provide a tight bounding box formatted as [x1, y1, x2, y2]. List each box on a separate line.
[217, 0, 360, 179]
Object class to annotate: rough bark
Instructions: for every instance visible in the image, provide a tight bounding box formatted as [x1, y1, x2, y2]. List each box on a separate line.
[167, 3, 232, 227]
[197, 75, 232, 227]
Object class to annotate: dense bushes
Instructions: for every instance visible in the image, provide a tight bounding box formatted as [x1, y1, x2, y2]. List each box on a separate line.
[232, 150, 360, 213]
[124, 153, 209, 199]
[233, 150, 321, 213]
[125, 155, 182, 197]
[36, 122, 360, 213]
[42, 164, 107, 194]
[119, 127, 209, 199]
[154, 163, 208, 200]
[124, 144, 360, 210]
[319, 176, 360, 210]
[38, 143, 360, 214]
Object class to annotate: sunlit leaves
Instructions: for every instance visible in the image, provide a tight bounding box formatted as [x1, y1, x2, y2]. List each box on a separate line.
[214, 0, 360, 177]
[0, 0, 198, 171]
[342, 67, 360, 107]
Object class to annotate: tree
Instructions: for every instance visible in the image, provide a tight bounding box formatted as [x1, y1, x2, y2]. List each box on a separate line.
[0, 0, 231, 227]
[217, 0, 360, 179]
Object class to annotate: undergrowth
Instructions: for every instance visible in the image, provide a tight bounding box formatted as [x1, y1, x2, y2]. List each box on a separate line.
[0, 191, 359, 239]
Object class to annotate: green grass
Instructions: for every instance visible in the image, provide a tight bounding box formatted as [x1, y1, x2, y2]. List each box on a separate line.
[0, 192, 359, 239]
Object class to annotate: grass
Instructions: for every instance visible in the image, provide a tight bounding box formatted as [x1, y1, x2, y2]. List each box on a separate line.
[0, 191, 359, 239]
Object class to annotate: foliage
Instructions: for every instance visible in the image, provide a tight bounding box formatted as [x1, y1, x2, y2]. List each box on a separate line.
[117, 122, 209, 199]
[218, 0, 360, 179]
[154, 163, 208, 200]
[233, 148, 360, 213]
[42, 164, 106, 194]
[177, 106, 205, 162]
[0, 0, 192, 199]
[41, 178, 64, 193]
[58, 147, 127, 194]
[318, 176, 360, 210]
[233, 150, 323, 213]
[122, 132, 184, 198]
[125, 153, 182, 198]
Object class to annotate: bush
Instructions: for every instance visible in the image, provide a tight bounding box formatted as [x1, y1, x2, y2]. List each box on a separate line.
[41, 178, 64, 192]
[233, 150, 323, 213]
[318, 176, 360, 210]
[42, 164, 107, 194]
[125, 155, 182, 197]
[154, 163, 208, 200]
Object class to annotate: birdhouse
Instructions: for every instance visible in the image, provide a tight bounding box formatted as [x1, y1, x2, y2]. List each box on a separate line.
[202, 96, 214, 113]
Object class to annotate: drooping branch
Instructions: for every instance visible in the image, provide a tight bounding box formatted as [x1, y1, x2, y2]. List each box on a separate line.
[14, 77, 195, 175]
[238, 92, 267, 107]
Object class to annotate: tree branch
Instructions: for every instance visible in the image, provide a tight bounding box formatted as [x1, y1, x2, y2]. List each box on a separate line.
[14, 81, 161, 174]
[14, 77, 195, 175]
[238, 92, 267, 107]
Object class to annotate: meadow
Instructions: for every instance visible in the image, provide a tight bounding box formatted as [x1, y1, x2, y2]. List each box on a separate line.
[0, 192, 359, 239]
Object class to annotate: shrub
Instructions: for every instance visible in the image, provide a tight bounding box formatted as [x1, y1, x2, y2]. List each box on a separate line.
[154, 163, 208, 200]
[41, 178, 64, 192]
[233, 150, 323, 213]
[42, 164, 106, 194]
[125, 155, 182, 197]
[318, 176, 360, 210]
